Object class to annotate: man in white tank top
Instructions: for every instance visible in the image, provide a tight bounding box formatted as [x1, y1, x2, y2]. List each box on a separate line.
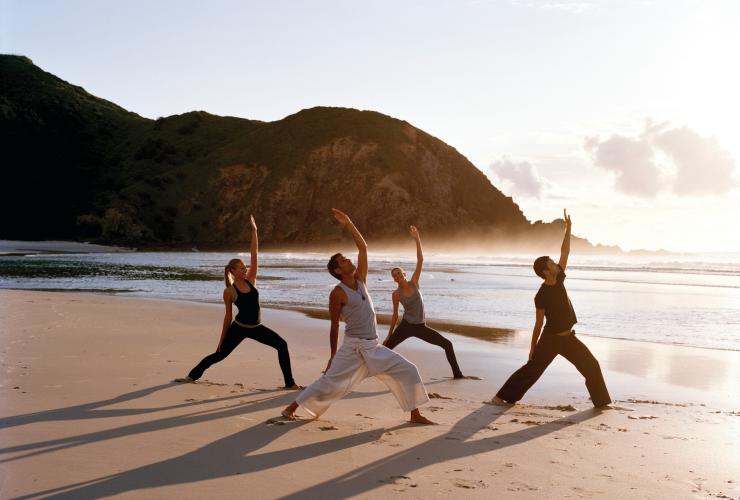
[282, 209, 433, 424]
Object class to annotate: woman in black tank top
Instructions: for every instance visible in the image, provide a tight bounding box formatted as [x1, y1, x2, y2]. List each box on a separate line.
[175, 216, 302, 389]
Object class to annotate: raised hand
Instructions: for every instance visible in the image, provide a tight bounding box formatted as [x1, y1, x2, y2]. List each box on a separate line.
[250, 214, 257, 232]
[563, 209, 572, 229]
[332, 208, 351, 226]
[408, 225, 420, 240]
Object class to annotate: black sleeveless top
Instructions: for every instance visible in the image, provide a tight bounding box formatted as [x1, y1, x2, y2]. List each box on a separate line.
[233, 279, 260, 326]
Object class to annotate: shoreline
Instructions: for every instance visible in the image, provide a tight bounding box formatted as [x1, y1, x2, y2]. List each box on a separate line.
[2, 289, 739, 405]
[3, 286, 740, 354]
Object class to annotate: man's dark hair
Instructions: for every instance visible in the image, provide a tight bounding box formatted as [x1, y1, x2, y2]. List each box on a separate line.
[327, 253, 343, 280]
[533, 255, 549, 279]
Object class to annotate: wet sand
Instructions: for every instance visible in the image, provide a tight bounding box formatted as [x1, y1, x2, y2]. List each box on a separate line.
[1, 290, 738, 499]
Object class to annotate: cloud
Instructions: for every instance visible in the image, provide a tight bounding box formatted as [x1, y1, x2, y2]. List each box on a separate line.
[585, 122, 737, 197]
[651, 127, 737, 196]
[584, 134, 662, 197]
[489, 158, 546, 198]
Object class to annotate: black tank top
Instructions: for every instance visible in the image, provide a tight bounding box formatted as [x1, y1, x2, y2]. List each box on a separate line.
[233, 279, 260, 326]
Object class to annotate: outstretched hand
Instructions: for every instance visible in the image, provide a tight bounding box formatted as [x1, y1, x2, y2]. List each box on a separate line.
[408, 225, 420, 240]
[250, 214, 257, 232]
[332, 208, 351, 226]
[563, 209, 572, 229]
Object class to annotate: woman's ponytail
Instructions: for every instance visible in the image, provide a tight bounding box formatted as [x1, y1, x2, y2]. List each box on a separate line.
[224, 258, 242, 288]
[224, 266, 233, 288]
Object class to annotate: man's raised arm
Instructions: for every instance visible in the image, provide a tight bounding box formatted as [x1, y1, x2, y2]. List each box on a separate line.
[332, 208, 368, 283]
[558, 209, 572, 271]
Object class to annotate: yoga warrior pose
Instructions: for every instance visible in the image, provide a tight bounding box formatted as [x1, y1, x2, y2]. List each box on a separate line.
[282, 209, 434, 424]
[383, 225, 468, 379]
[492, 210, 611, 408]
[176, 215, 301, 389]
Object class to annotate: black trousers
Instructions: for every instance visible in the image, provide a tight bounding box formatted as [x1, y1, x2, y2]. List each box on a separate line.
[188, 323, 295, 387]
[385, 319, 463, 378]
[496, 332, 611, 407]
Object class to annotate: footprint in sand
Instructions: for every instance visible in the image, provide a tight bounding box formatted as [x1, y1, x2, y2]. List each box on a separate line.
[265, 418, 287, 426]
[624, 398, 690, 407]
[380, 475, 417, 489]
[611, 405, 634, 411]
[201, 380, 228, 386]
[429, 392, 452, 399]
[453, 478, 487, 489]
[540, 404, 577, 412]
[319, 425, 338, 431]
[507, 480, 539, 492]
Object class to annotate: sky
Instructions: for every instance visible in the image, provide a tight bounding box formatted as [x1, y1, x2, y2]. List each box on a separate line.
[2, 0, 739, 252]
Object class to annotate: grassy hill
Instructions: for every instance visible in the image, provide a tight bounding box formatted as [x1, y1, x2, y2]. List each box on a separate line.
[1, 55, 613, 252]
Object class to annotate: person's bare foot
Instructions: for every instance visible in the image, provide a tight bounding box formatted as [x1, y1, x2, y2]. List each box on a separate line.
[173, 376, 194, 383]
[282, 402, 299, 420]
[410, 409, 436, 425]
[283, 383, 305, 390]
[490, 395, 511, 405]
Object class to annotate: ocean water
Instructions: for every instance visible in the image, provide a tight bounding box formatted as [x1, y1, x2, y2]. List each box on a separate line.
[1, 251, 738, 351]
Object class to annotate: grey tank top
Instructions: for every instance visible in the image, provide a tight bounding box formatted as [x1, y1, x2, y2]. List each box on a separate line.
[398, 282, 425, 324]
[338, 280, 378, 339]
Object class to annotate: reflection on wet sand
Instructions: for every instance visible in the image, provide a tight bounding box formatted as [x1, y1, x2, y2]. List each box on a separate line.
[293, 307, 518, 344]
[593, 336, 739, 400]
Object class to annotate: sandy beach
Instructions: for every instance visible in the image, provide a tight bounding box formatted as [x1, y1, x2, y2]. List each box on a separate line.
[1, 290, 738, 499]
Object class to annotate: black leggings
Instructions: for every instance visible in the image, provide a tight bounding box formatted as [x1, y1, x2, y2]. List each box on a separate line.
[496, 332, 611, 407]
[188, 323, 295, 387]
[385, 319, 463, 378]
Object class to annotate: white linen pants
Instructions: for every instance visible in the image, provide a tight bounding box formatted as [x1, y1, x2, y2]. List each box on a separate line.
[296, 337, 429, 417]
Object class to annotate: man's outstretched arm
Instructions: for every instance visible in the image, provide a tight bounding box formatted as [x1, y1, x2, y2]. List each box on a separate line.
[558, 209, 572, 271]
[332, 208, 368, 283]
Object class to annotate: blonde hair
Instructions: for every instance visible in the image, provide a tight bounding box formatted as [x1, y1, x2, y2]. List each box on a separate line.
[224, 258, 243, 287]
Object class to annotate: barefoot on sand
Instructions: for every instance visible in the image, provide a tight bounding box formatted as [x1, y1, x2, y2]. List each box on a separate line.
[490, 395, 512, 406]
[410, 409, 436, 425]
[173, 376, 194, 383]
[281, 408, 297, 420]
[283, 383, 305, 390]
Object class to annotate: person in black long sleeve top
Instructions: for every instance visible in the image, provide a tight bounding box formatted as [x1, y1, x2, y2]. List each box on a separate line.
[492, 209, 611, 408]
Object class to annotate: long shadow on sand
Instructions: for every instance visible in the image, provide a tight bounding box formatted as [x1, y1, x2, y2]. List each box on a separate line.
[0, 378, 420, 465]
[14, 404, 599, 499]
[279, 406, 601, 499]
[0, 382, 207, 429]
[0, 387, 286, 464]
[13, 415, 412, 499]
